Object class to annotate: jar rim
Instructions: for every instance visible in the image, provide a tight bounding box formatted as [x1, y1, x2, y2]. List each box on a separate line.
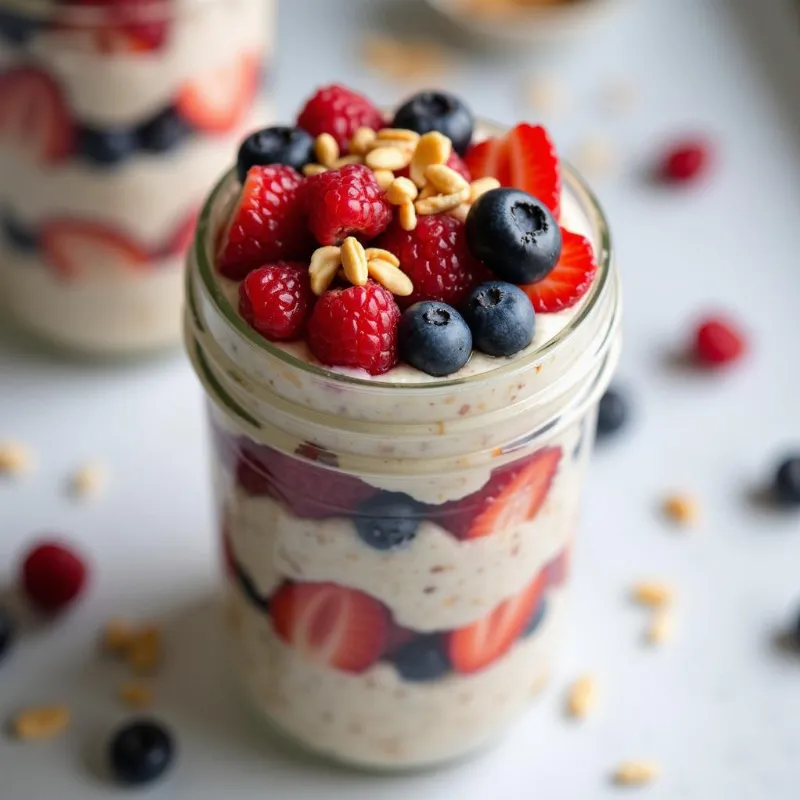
[193, 143, 613, 393]
[0, 0, 217, 22]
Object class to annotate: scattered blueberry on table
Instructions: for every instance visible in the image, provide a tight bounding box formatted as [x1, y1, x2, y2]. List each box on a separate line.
[596, 387, 629, 440]
[0, 605, 15, 663]
[108, 719, 175, 786]
[773, 456, 800, 508]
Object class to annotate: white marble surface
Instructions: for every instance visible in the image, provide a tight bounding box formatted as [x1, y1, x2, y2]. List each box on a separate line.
[2, 0, 800, 797]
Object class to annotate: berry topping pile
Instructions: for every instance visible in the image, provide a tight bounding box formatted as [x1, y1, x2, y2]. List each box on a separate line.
[217, 85, 600, 377]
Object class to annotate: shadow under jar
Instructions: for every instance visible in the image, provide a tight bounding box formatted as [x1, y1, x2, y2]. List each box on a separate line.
[185, 155, 621, 769]
[0, 0, 274, 355]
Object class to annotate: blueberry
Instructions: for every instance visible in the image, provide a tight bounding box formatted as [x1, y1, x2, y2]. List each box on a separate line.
[392, 91, 474, 155]
[2, 211, 39, 253]
[774, 455, 800, 507]
[138, 107, 192, 154]
[391, 635, 451, 682]
[522, 598, 547, 638]
[0, 10, 40, 45]
[78, 125, 140, 166]
[398, 301, 472, 377]
[108, 720, 175, 786]
[596, 388, 628, 439]
[0, 605, 15, 663]
[466, 188, 562, 285]
[354, 492, 423, 551]
[236, 126, 315, 183]
[461, 281, 535, 358]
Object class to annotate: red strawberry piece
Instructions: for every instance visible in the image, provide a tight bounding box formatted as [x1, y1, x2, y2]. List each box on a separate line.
[693, 316, 746, 367]
[375, 215, 489, 310]
[21, 541, 88, 614]
[270, 582, 389, 673]
[437, 447, 561, 540]
[0, 67, 74, 164]
[176, 53, 259, 134]
[217, 164, 312, 280]
[545, 546, 571, 588]
[448, 570, 547, 674]
[659, 139, 710, 184]
[297, 84, 383, 151]
[307, 282, 401, 376]
[160, 208, 199, 257]
[395, 151, 471, 184]
[239, 261, 314, 342]
[41, 219, 150, 281]
[466, 123, 560, 218]
[520, 227, 596, 313]
[304, 164, 393, 246]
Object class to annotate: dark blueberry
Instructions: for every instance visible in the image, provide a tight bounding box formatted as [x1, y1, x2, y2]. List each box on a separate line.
[522, 598, 547, 638]
[596, 388, 628, 440]
[466, 188, 562, 285]
[391, 635, 451, 682]
[236, 126, 315, 183]
[2, 211, 39, 253]
[138, 107, 192, 154]
[461, 281, 535, 358]
[0, 10, 40, 45]
[78, 125, 140, 166]
[774, 456, 800, 507]
[0, 605, 14, 663]
[108, 720, 175, 786]
[398, 301, 472, 377]
[354, 492, 423, 551]
[392, 91, 474, 155]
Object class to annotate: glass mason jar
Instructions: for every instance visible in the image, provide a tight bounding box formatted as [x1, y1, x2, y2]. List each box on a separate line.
[0, 0, 274, 355]
[185, 157, 621, 769]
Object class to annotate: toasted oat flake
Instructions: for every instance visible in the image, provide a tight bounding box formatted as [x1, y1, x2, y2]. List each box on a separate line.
[646, 608, 674, 645]
[663, 494, 699, 526]
[365, 248, 400, 267]
[128, 627, 162, 674]
[12, 706, 71, 740]
[332, 155, 364, 168]
[613, 761, 659, 786]
[366, 146, 412, 172]
[448, 203, 471, 224]
[0, 442, 33, 476]
[631, 580, 674, 608]
[372, 169, 395, 190]
[119, 682, 153, 710]
[425, 163, 470, 194]
[399, 200, 417, 231]
[303, 163, 328, 177]
[70, 463, 106, 498]
[368, 258, 413, 297]
[341, 237, 369, 286]
[315, 132, 339, 167]
[103, 619, 135, 655]
[309, 246, 342, 295]
[349, 126, 377, 155]
[469, 176, 502, 203]
[566, 675, 597, 719]
[416, 187, 470, 216]
[410, 131, 452, 187]
[387, 176, 419, 205]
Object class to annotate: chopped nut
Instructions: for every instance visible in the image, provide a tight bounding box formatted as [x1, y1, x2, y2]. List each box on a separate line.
[0, 442, 33, 477]
[662, 494, 699, 527]
[366, 146, 413, 172]
[448, 203, 471, 224]
[387, 176, 419, 205]
[11, 706, 71, 740]
[377, 128, 420, 143]
[372, 169, 395, 190]
[309, 246, 342, 295]
[70, 463, 106, 499]
[332, 155, 363, 168]
[399, 200, 417, 231]
[303, 163, 328, 177]
[348, 126, 377, 155]
[566, 675, 597, 719]
[613, 761, 659, 786]
[646, 608, 674, 645]
[415, 187, 470, 216]
[367, 137, 416, 153]
[418, 183, 437, 200]
[341, 237, 369, 286]
[127, 627, 162, 674]
[119, 682, 153, 710]
[103, 619, 135, 656]
[314, 132, 339, 167]
[410, 131, 452, 187]
[365, 248, 400, 268]
[631, 580, 674, 608]
[469, 176, 501, 203]
[425, 163, 470, 195]
[368, 258, 413, 297]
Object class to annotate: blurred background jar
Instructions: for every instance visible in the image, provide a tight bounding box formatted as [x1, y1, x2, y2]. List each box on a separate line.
[0, 0, 274, 356]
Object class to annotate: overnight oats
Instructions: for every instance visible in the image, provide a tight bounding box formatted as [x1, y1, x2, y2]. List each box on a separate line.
[185, 85, 621, 769]
[0, 0, 274, 354]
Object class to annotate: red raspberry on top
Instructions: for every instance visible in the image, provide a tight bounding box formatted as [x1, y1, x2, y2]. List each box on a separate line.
[304, 164, 393, 246]
[297, 84, 384, 151]
[239, 261, 314, 342]
[307, 282, 400, 375]
[375, 215, 489, 310]
[217, 165, 312, 280]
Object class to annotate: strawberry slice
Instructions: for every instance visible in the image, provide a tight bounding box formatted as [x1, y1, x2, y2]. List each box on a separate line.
[466, 123, 560, 218]
[41, 219, 150, 281]
[0, 67, 74, 164]
[438, 447, 562, 540]
[448, 570, 547, 674]
[176, 54, 259, 134]
[270, 582, 389, 673]
[520, 228, 596, 313]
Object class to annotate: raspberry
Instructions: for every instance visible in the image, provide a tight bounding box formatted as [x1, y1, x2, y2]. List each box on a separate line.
[376, 215, 489, 309]
[659, 140, 710, 183]
[307, 282, 400, 375]
[693, 316, 746, 366]
[304, 164, 392, 246]
[239, 261, 314, 342]
[21, 541, 88, 614]
[217, 165, 312, 280]
[297, 84, 384, 151]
